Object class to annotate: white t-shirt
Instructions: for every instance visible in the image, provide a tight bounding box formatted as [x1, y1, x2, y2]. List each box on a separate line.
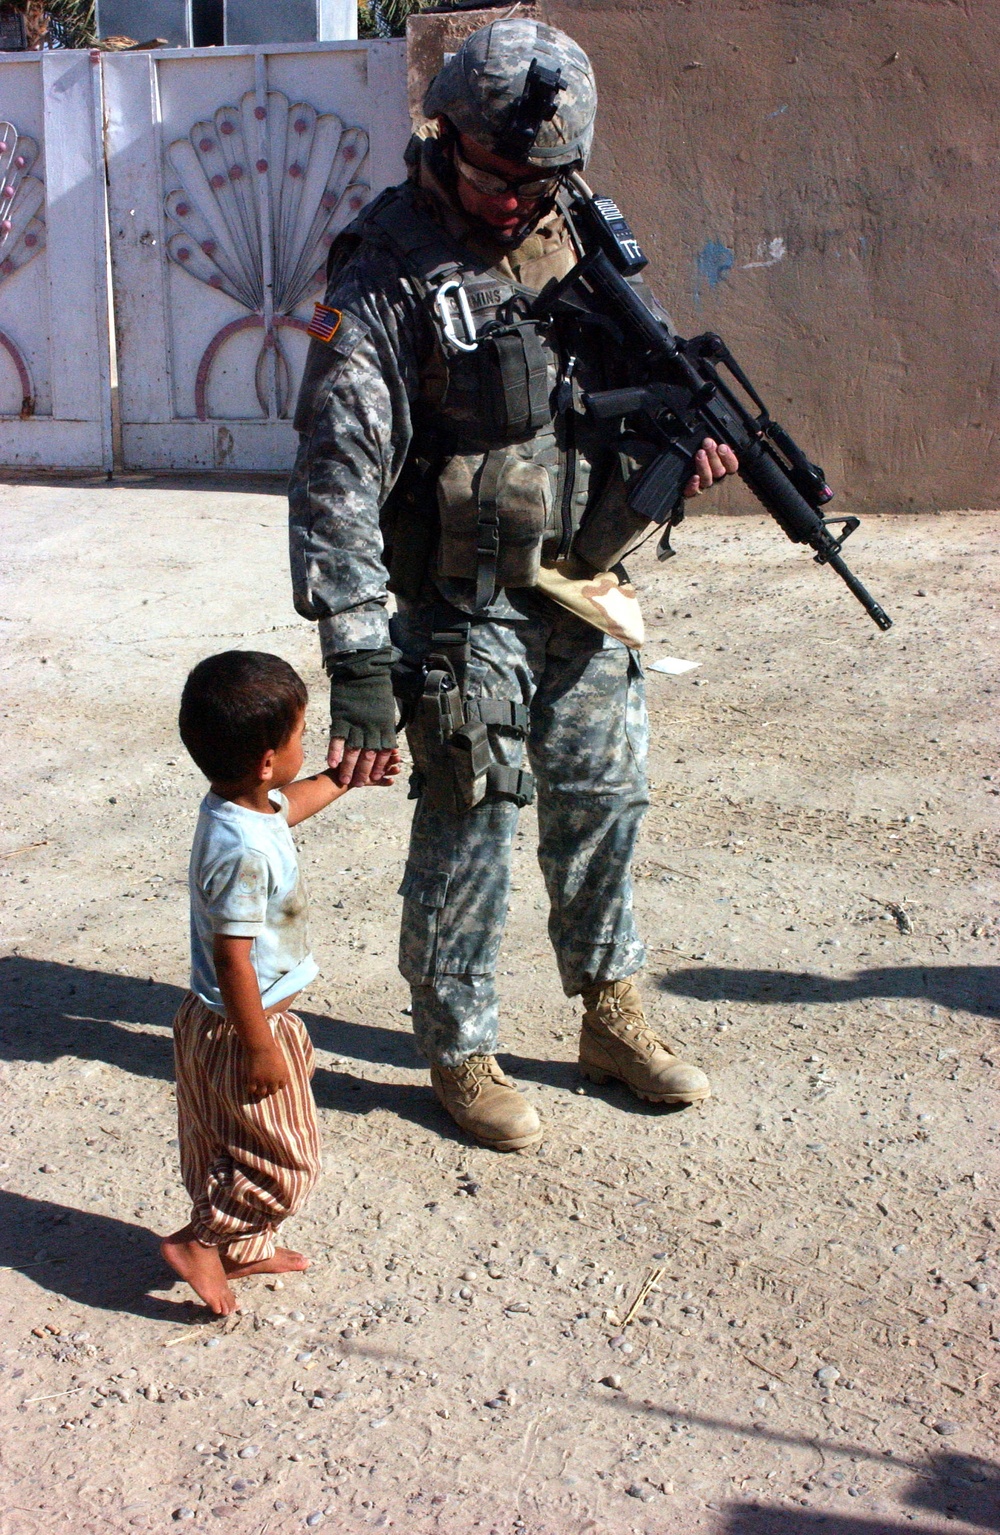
[188, 790, 318, 1014]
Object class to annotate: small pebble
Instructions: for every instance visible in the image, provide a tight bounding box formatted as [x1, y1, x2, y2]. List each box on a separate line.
[626, 1483, 648, 1500]
[39, 1164, 56, 1174]
[172, 1512, 194, 1523]
[485, 1398, 504, 1409]
[460, 1268, 478, 1281]
[815, 1366, 840, 1387]
[238, 1445, 259, 1458]
[205, 1337, 221, 1348]
[289, 1311, 305, 1322]
[600, 1374, 623, 1390]
[933, 1420, 960, 1436]
[296, 1352, 313, 1363]
[306, 1515, 324, 1528]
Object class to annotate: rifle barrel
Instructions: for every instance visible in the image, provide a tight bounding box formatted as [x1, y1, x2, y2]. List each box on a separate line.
[738, 441, 893, 630]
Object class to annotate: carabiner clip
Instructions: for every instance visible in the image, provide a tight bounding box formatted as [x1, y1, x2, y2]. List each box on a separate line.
[434, 277, 479, 354]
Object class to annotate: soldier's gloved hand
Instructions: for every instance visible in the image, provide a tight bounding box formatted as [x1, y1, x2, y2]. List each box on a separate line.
[327, 648, 398, 788]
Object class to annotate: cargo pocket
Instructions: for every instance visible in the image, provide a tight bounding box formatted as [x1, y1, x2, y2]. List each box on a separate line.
[398, 865, 450, 983]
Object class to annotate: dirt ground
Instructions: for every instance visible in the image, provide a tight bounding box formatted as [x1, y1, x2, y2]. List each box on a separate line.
[1, 476, 997, 1535]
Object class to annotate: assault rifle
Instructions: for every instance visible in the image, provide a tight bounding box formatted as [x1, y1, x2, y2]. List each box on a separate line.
[534, 178, 892, 632]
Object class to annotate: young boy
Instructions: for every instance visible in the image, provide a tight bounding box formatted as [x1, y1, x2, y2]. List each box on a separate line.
[161, 650, 397, 1314]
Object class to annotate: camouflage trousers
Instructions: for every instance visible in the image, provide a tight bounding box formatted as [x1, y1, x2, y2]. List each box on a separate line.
[391, 590, 649, 1067]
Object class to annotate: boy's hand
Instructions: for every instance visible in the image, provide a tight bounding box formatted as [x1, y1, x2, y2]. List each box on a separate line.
[245, 1042, 290, 1101]
[327, 740, 399, 788]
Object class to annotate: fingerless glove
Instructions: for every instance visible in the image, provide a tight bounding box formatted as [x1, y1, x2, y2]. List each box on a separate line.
[327, 647, 397, 752]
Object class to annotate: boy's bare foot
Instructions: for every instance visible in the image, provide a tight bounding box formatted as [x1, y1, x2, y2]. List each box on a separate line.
[221, 1246, 310, 1279]
[160, 1227, 239, 1315]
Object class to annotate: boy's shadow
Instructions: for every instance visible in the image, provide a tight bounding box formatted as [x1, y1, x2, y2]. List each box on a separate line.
[0, 953, 465, 1142]
[0, 1189, 199, 1322]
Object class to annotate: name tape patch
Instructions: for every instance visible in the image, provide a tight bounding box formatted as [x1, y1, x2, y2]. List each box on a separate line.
[307, 303, 343, 343]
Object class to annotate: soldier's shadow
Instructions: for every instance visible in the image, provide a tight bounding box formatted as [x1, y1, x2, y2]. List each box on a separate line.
[657, 963, 1000, 1019]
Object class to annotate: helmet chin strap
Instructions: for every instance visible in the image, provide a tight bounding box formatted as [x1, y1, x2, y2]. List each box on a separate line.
[488, 192, 559, 247]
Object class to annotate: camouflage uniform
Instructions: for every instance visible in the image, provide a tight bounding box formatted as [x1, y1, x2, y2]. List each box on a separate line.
[289, 132, 650, 1068]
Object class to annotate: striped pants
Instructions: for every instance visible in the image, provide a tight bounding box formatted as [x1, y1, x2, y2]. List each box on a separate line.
[172, 992, 322, 1263]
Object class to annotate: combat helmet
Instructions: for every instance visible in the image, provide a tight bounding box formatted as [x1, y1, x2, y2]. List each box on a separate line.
[423, 19, 597, 170]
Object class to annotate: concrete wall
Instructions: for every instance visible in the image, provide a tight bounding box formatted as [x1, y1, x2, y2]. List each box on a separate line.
[410, 1, 1000, 515]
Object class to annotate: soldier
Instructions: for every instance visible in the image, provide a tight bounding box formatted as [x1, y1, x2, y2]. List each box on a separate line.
[289, 19, 737, 1152]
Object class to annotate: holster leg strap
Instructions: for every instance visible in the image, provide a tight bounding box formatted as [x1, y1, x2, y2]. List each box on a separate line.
[486, 763, 535, 807]
[464, 696, 530, 735]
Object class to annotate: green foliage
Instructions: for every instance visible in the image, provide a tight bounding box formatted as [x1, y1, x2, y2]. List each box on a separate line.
[3, 0, 97, 49]
[357, 0, 434, 40]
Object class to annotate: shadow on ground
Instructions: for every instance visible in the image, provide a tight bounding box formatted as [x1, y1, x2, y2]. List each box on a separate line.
[605, 1395, 1000, 1533]
[0, 955, 466, 1144]
[0, 954, 694, 1138]
[657, 964, 1000, 1019]
[0, 1190, 201, 1321]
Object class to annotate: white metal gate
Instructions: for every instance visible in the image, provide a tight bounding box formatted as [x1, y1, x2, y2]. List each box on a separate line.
[103, 39, 409, 472]
[0, 50, 113, 469]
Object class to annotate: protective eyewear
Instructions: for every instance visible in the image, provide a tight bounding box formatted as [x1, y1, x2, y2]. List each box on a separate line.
[454, 150, 561, 202]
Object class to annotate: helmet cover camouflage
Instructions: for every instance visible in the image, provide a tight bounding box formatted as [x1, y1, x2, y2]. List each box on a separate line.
[423, 19, 597, 170]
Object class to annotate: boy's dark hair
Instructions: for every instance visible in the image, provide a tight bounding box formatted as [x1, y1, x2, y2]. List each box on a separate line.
[179, 651, 308, 783]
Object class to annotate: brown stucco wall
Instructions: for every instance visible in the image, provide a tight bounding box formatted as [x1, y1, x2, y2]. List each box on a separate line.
[409, 1, 1000, 514]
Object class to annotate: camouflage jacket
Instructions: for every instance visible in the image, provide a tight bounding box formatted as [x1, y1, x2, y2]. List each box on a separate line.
[288, 132, 592, 658]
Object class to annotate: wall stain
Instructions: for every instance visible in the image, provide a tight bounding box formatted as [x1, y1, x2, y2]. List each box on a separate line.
[695, 239, 735, 305]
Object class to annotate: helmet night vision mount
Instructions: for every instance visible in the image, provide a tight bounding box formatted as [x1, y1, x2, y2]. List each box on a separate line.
[494, 59, 566, 162]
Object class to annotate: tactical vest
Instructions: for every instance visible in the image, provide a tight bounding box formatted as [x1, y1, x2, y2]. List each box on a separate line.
[330, 181, 615, 611]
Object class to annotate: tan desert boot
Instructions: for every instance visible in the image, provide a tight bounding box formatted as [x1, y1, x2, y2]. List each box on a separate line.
[430, 1054, 543, 1151]
[579, 978, 711, 1105]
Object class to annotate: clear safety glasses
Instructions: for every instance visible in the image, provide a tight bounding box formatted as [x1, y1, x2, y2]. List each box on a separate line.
[454, 150, 561, 202]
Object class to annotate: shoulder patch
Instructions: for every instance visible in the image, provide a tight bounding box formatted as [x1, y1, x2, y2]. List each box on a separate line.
[307, 302, 343, 344]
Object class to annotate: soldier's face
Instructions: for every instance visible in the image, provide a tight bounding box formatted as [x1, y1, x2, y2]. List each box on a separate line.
[453, 133, 553, 239]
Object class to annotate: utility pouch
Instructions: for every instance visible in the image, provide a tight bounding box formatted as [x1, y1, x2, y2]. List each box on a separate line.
[436, 447, 552, 600]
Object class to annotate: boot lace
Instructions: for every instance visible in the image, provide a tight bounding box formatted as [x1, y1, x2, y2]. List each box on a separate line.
[597, 994, 674, 1058]
[453, 1054, 507, 1094]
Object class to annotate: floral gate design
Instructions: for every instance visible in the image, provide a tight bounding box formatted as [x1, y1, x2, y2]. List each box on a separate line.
[0, 119, 44, 414]
[103, 40, 409, 470]
[164, 90, 369, 421]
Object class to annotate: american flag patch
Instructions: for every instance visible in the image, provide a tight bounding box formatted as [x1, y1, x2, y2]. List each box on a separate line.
[307, 302, 342, 343]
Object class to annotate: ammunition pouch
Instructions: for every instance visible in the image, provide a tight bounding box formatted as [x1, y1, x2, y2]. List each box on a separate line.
[476, 322, 552, 443]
